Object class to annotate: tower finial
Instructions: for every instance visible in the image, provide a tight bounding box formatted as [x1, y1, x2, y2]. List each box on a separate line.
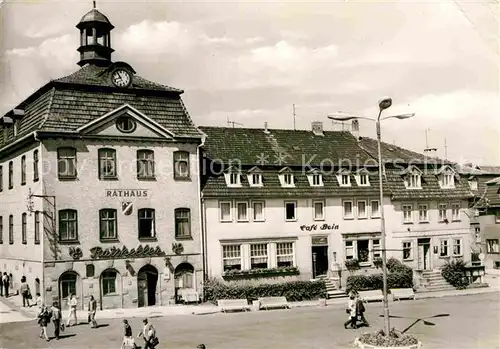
[93, 0, 96, 8]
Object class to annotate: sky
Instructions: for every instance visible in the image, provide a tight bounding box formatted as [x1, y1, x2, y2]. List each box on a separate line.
[1, 0, 499, 165]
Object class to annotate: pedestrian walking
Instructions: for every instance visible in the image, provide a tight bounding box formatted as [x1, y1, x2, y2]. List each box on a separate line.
[66, 293, 78, 327]
[344, 292, 358, 329]
[137, 318, 159, 349]
[355, 293, 369, 327]
[35, 293, 43, 309]
[37, 305, 51, 342]
[2, 272, 10, 298]
[20, 276, 31, 307]
[88, 295, 98, 328]
[121, 319, 137, 349]
[51, 302, 63, 340]
[0, 271, 3, 297]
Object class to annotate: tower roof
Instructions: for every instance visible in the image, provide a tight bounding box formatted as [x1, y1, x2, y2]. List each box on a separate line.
[77, 8, 114, 29]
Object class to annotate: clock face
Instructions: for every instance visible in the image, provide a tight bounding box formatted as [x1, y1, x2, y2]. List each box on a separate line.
[111, 69, 131, 87]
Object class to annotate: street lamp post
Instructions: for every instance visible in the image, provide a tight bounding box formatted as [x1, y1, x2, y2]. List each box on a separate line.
[328, 98, 414, 335]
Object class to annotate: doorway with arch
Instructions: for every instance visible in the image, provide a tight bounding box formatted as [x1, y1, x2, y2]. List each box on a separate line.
[174, 263, 194, 304]
[137, 265, 158, 307]
[59, 271, 79, 310]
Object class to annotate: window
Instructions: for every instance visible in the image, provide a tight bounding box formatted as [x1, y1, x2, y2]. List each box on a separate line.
[356, 173, 369, 186]
[418, 204, 428, 222]
[408, 173, 421, 189]
[252, 201, 265, 222]
[357, 200, 367, 219]
[173, 151, 190, 179]
[0, 165, 3, 191]
[343, 201, 353, 219]
[339, 174, 350, 186]
[372, 239, 381, 259]
[403, 241, 413, 260]
[116, 116, 136, 133]
[33, 150, 39, 182]
[402, 204, 413, 223]
[99, 209, 117, 240]
[345, 240, 354, 260]
[313, 201, 324, 220]
[468, 180, 478, 191]
[34, 212, 40, 244]
[21, 155, 26, 185]
[21, 213, 27, 244]
[451, 203, 460, 221]
[452, 239, 462, 256]
[219, 201, 232, 222]
[285, 201, 296, 221]
[371, 200, 380, 218]
[86, 264, 95, 278]
[236, 202, 248, 222]
[138, 208, 155, 239]
[250, 244, 268, 269]
[440, 239, 449, 257]
[8, 215, 13, 244]
[309, 173, 323, 186]
[59, 209, 78, 242]
[8, 161, 13, 189]
[137, 150, 155, 178]
[222, 245, 241, 271]
[441, 173, 454, 188]
[277, 242, 294, 267]
[438, 203, 448, 222]
[357, 239, 369, 262]
[227, 172, 240, 186]
[251, 173, 262, 186]
[0, 216, 3, 244]
[486, 239, 499, 254]
[101, 270, 117, 295]
[282, 173, 294, 186]
[57, 148, 77, 179]
[496, 212, 500, 224]
[175, 208, 191, 238]
[98, 148, 117, 179]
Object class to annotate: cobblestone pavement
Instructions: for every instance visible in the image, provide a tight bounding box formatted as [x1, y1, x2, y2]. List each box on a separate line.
[0, 292, 498, 349]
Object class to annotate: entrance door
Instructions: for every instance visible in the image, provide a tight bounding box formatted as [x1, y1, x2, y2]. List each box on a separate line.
[312, 246, 329, 278]
[417, 238, 431, 270]
[137, 265, 158, 307]
[59, 272, 78, 310]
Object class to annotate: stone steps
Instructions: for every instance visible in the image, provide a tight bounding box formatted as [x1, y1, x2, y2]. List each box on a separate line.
[418, 270, 456, 292]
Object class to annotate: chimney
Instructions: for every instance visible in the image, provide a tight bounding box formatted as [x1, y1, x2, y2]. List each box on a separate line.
[311, 121, 323, 136]
[263, 121, 270, 134]
[351, 119, 360, 139]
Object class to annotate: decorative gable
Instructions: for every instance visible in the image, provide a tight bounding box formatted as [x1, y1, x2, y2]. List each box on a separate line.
[402, 165, 423, 189]
[436, 165, 456, 189]
[223, 165, 242, 187]
[278, 167, 295, 187]
[336, 168, 351, 187]
[247, 166, 263, 187]
[354, 168, 370, 186]
[307, 168, 323, 187]
[77, 104, 175, 139]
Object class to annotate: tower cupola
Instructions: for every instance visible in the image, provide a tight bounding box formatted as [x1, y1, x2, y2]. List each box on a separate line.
[76, 1, 115, 67]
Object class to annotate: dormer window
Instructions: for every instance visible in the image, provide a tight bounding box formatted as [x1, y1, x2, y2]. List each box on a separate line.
[468, 180, 478, 191]
[404, 166, 422, 189]
[224, 167, 242, 187]
[438, 166, 456, 189]
[247, 166, 263, 187]
[230, 173, 240, 185]
[355, 171, 370, 186]
[337, 171, 351, 187]
[279, 167, 295, 187]
[307, 169, 323, 187]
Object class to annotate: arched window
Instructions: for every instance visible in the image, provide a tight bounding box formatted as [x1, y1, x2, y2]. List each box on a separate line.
[59, 271, 78, 301]
[8, 215, 13, 244]
[33, 150, 39, 182]
[101, 269, 117, 295]
[175, 208, 191, 238]
[8, 161, 13, 189]
[59, 209, 78, 242]
[21, 155, 26, 185]
[21, 213, 27, 244]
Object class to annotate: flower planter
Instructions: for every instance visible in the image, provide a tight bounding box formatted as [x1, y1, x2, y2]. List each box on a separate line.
[354, 338, 422, 349]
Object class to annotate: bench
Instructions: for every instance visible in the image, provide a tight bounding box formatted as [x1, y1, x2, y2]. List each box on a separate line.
[217, 299, 251, 313]
[359, 290, 384, 302]
[258, 296, 289, 310]
[390, 288, 415, 301]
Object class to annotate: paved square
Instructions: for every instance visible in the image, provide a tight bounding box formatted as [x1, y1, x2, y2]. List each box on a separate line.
[0, 293, 498, 349]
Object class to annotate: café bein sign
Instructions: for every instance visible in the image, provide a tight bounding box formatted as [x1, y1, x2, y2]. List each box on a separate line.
[300, 223, 339, 231]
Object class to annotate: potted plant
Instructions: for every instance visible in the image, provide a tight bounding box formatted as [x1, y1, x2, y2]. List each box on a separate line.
[354, 329, 421, 349]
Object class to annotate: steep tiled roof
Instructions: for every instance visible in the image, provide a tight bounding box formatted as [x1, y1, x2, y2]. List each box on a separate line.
[201, 169, 384, 198]
[478, 166, 500, 175]
[358, 137, 450, 165]
[199, 126, 374, 166]
[53, 64, 183, 93]
[0, 65, 201, 149]
[386, 169, 472, 200]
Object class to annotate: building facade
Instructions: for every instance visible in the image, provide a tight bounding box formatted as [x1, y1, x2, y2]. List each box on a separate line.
[0, 6, 204, 310]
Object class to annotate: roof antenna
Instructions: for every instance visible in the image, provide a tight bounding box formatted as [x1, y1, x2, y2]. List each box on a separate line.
[293, 104, 296, 130]
[424, 128, 437, 153]
[93, 0, 96, 8]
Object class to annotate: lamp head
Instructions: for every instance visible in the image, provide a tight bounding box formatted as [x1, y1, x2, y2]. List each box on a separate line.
[378, 97, 393, 111]
[327, 112, 359, 121]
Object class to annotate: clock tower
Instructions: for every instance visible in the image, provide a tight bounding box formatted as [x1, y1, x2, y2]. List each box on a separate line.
[76, 1, 115, 67]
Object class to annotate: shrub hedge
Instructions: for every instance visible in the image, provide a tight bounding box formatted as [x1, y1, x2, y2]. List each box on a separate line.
[441, 259, 469, 289]
[346, 258, 414, 293]
[203, 278, 327, 304]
